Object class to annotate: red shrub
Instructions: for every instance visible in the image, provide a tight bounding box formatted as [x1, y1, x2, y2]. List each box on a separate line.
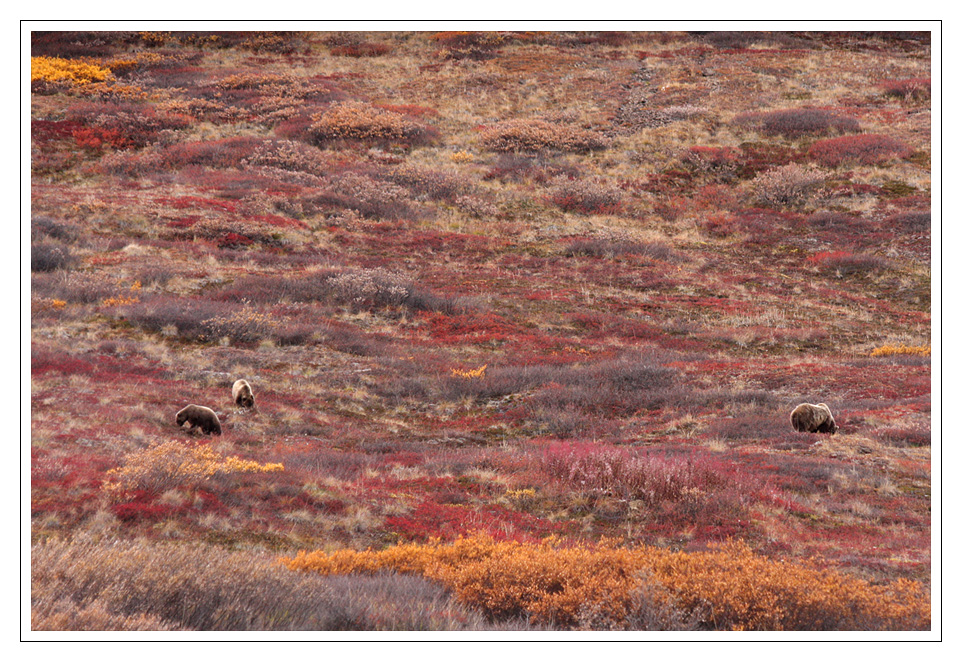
[808, 134, 913, 167]
[65, 101, 191, 148]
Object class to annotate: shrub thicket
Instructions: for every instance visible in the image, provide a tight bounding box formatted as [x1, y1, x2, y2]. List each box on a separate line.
[282, 535, 931, 630]
[309, 101, 439, 147]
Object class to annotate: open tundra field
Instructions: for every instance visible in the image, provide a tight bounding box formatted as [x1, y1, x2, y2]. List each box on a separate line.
[28, 29, 934, 632]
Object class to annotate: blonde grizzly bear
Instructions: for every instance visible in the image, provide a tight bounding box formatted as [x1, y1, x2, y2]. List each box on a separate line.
[790, 403, 838, 434]
[232, 379, 254, 408]
[176, 404, 222, 435]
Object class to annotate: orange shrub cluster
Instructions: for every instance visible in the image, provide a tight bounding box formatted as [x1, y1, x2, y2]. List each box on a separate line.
[479, 119, 609, 153]
[451, 364, 488, 379]
[103, 440, 283, 494]
[31, 56, 112, 86]
[870, 344, 931, 357]
[309, 101, 438, 147]
[281, 535, 930, 630]
[100, 295, 140, 307]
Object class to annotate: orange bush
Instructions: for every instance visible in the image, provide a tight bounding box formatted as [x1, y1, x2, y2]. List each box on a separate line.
[31, 56, 112, 86]
[103, 440, 284, 494]
[280, 535, 930, 630]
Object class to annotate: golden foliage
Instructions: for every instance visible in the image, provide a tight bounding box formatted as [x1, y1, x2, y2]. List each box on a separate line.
[31, 56, 112, 86]
[280, 535, 930, 630]
[450, 150, 475, 163]
[101, 295, 140, 307]
[103, 440, 283, 493]
[451, 364, 487, 379]
[870, 344, 931, 357]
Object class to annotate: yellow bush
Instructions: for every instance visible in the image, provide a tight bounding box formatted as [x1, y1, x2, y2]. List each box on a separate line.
[451, 364, 487, 379]
[280, 535, 930, 630]
[870, 344, 931, 357]
[101, 295, 140, 307]
[103, 440, 283, 493]
[31, 56, 112, 86]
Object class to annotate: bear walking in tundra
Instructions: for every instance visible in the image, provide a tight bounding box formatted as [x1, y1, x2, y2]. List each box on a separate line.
[790, 403, 838, 434]
[176, 404, 222, 435]
[232, 379, 255, 408]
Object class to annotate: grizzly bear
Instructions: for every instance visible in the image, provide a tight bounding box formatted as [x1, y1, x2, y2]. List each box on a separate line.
[232, 379, 255, 408]
[176, 404, 222, 435]
[790, 403, 838, 434]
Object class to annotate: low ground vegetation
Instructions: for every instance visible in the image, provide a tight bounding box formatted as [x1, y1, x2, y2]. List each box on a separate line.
[30, 30, 932, 632]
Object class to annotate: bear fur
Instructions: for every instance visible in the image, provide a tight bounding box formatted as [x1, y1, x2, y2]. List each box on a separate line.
[176, 404, 222, 435]
[790, 403, 838, 434]
[232, 379, 255, 408]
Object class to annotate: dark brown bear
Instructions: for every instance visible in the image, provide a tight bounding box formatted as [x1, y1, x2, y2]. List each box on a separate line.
[790, 403, 838, 434]
[231, 379, 254, 408]
[176, 404, 222, 435]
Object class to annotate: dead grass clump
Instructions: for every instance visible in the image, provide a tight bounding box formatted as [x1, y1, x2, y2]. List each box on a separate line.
[309, 101, 439, 148]
[479, 119, 608, 154]
[32, 536, 501, 631]
[33, 597, 183, 631]
[751, 164, 825, 208]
